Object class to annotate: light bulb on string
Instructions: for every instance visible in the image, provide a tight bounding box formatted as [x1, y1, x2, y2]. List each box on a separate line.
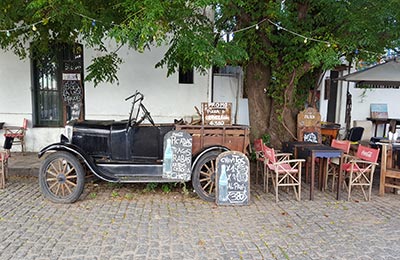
[327, 42, 331, 47]
[32, 24, 37, 31]
[255, 24, 259, 30]
[304, 37, 308, 43]
[6, 31, 10, 37]
[92, 20, 96, 27]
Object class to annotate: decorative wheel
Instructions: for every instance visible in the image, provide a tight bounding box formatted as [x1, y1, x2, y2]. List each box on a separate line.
[39, 152, 85, 203]
[192, 150, 223, 202]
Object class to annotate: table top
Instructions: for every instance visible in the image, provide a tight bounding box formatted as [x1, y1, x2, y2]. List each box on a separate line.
[296, 144, 343, 159]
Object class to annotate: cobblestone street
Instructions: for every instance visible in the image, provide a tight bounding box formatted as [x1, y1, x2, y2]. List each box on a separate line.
[1, 172, 400, 260]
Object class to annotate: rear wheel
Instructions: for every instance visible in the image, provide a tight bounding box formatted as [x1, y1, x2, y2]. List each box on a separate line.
[39, 152, 85, 203]
[192, 150, 223, 202]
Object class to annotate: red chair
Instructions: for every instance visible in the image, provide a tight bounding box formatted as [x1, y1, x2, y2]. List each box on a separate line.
[254, 139, 265, 186]
[263, 145, 304, 202]
[3, 118, 28, 154]
[341, 145, 380, 201]
[325, 139, 351, 191]
[0, 151, 9, 188]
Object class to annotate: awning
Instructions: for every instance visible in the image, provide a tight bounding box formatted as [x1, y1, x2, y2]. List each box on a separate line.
[337, 59, 400, 87]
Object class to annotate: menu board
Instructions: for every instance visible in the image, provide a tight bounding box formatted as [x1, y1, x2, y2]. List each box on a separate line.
[162, 130, 192, 181]
[215, 151, 250, 206]
[202, 102, 232, 126]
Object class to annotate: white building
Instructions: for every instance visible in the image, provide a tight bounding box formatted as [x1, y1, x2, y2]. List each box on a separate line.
[319, 62, 400, 140]
[0, 42, 248, 152]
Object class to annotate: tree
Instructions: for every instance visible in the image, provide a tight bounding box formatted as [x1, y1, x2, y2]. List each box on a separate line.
[1, 0, 400, 146]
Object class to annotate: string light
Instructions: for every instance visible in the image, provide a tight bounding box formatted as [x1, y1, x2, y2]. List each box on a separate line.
[0, 14, 382, 57]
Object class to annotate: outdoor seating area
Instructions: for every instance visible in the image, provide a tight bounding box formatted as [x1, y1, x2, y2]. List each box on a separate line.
[252, 107, 398, 203]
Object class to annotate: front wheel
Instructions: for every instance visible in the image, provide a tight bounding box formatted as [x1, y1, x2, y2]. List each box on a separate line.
[39, 152, 85, 203]
[192, 150, 224, 202]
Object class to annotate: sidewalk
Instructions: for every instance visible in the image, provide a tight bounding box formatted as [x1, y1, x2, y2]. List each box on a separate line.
[2, 152, 400, 259]
[8, 152, 41, 177]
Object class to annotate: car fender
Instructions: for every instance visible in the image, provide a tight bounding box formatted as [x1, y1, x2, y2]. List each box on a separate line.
[38, 143, 118, 182]
[191, 145, 229, 172]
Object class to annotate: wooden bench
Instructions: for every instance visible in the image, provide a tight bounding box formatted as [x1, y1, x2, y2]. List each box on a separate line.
[379, 143, 400, 196]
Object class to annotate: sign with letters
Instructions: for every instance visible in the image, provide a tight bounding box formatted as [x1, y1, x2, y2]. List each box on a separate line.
[216, 151, 250, 206]
[162, 130, 192, 181]
[202, 102, 232, 126]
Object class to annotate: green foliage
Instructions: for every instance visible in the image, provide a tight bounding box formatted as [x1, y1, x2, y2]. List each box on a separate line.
[2, 0, 400, 139]
[161, 183, 172, 193]
[143, 182, 158, 192]
[85, 53, 123, 87]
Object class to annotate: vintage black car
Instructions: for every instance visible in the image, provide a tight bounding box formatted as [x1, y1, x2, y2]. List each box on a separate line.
[38, 92, 250, 203]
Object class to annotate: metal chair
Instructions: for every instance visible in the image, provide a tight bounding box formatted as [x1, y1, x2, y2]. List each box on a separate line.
[3, 118, 28, 154]
[341, 145, 380, 201]
[263, 145, 304, 202]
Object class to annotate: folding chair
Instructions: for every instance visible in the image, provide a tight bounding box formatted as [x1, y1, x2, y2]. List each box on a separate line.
[325, 139, 351, 191]
[341, 145, 380, 201]
[3, 118, 28, 154]
[263, 145, 304, 202]
[254, 139, 265, 186]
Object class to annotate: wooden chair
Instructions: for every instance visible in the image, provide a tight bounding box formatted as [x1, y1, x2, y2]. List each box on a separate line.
[3, 118, 28, 154]
[341, 145, 380, 201]
[379, 143, 400, 196]
[325, 139, 351, 191]
[254, 139, 265, 186]
[263, 145, 304, 202]
[0, 151, 9, 189]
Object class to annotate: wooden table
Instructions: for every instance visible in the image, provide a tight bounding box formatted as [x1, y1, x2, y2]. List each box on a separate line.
[284, 142, 343, 200]
[367, 117, 400, 137]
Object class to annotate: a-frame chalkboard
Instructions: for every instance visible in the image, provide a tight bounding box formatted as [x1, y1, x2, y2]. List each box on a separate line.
[162, 130, 192, 181]
[215, 151, 250, 206]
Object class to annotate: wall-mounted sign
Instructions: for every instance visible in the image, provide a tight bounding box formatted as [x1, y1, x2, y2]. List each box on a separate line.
[202, 102, 232, 126]
[163, 130, 192, 181]
[216, 151, 250, 206]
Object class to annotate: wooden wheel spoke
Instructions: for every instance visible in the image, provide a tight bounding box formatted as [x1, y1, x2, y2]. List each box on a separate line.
[46, 177, 58, 181]
[50, 162, 61, 175]
[66, 175, 77, 179]
[64, 167, 75, 177]
[200, 176, 211, 182]
[65, 179, 77, 187]
[202, 180, 212, 190]
[208, 182, 214, 194]
[49, 181, 58, 190]
[63, 183, 73, 194]
[61, 183, 65, 196]
[46, 169, 58, 177]
[200, 170, 211, 177]
[55, 183, 61, 195]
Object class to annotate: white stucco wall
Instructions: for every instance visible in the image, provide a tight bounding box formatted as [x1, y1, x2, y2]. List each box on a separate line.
[0, 43, 210, 151]
[84, 42, 209, 122]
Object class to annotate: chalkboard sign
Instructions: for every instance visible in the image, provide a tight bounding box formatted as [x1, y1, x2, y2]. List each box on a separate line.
[216, 151, 250, 206]
[202, 102, 232, 126]
[162, 130, 192, 181]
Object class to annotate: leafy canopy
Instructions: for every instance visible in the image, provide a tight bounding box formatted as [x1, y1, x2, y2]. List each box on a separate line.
[1, 0, 400, 88]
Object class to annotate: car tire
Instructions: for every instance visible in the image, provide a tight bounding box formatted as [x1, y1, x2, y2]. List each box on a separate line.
[39, 151, 85, 203]
[192, 150, 223, 202]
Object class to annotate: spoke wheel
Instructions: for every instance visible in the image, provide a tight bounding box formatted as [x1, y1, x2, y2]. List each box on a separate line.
[39, 152, 85, 203]
[192, 150, 223, 202]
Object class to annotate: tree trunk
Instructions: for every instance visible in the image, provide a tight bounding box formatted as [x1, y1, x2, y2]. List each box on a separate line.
[245, 60, 298, 148]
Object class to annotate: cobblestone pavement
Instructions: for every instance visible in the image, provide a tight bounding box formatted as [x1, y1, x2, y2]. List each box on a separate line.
[1, 171, 400, 260]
